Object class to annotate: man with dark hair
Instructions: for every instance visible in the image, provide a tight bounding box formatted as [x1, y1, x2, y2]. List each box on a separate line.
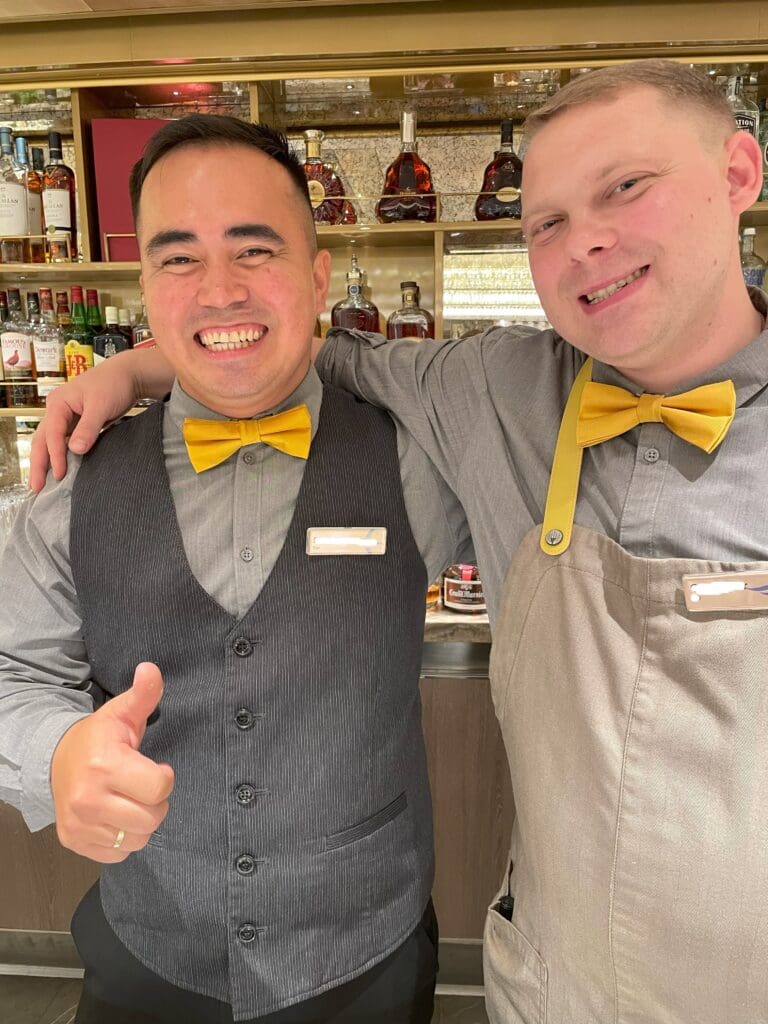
[0, 113, 472, 1023]
[29, 58, 768, 1022]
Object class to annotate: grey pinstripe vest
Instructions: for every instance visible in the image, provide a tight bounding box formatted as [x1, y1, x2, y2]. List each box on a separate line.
[70, 386, 432, 1021]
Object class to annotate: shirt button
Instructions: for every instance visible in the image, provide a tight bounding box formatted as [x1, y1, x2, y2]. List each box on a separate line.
[240, 547, 254, 563]
[236, 854, 256, 876]
[235, 708, 255, 730]
[233, 637, 253, 657]
[242, 451, 256, 465]
[238, 923, 257, 944]
[236, 784, 256, 805]
[644, 447, 660, 464]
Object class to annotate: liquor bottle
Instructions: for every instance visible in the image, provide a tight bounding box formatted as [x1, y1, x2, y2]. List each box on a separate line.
[0, 290, 7, 323]
[85, 288, 103, 339]
[331, 253, 380, 332]
[474, 120, 523, 221]
[740, 227, 766, 287]
[117, 308, 134, 347]
[31, 287, 66, 396]
[15, 137, 45, 263]
[302, 130, 356, 225]
[64, 285, 94, 379]
[0, 127, 27, 263]
[386, 281, 435, 340]
[0, 289, 6, 406]
[55, 289, 71, 330]
[131, 300, 154, 349]
[1, 288, 38, 406]
[43, 131, 77, 261]
[376, 112, 437, 224]
[726, 76, 759, 139]
[93, 307, 131, 363]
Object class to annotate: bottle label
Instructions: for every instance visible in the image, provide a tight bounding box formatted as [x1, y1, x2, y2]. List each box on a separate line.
[65, 339, 94, 379]
[37, 376, 64, 399]
[27, 191, 44, 235]
[0, 182, 28, 234]
[742, 267, 765, 287]
[34, 338, 65, 374]
[1, 330, 34, 378]
[735, 112, 758, 137]
[307, 179, 327, 208]
[442, 577, 486, 613]
[42, 188, 72, 229]
[496, 186, 521, 203]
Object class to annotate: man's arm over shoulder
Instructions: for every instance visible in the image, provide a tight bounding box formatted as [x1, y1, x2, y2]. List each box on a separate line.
[318, 324, 540, 490]
[0, 460, 94, 830]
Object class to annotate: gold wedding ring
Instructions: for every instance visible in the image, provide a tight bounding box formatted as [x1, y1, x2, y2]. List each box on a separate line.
[112, 828, 126, 850]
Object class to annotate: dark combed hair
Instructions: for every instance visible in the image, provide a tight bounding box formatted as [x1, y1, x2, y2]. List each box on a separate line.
[128, 114, 312, 226]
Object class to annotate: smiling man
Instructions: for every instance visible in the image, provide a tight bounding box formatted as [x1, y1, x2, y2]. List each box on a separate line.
[0, 116, 472, 1024]
[24, 60, 768, 1023]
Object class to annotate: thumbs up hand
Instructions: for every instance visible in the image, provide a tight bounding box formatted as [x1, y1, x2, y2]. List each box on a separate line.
[51, 663, 175, 863]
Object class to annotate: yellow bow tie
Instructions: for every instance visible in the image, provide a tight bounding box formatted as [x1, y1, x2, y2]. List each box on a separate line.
[576, 379, 736, 454]
[183, 404, 311, 473]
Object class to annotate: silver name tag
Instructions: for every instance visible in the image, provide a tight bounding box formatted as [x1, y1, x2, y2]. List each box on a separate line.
[682, 570, 768, 613]
[306, 527, 387, 556]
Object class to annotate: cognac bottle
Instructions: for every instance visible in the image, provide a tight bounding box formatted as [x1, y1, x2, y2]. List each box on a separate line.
[386, 281, 434, 340]
[302, 130, 356, 225]
[474, 119, 523, 221]
[376, 112, 437, 224]
[331, 253, 380, 332]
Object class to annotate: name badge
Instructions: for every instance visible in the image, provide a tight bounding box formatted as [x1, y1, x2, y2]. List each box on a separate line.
[306, 527, 387, 556]
[682, 570, 768, 613]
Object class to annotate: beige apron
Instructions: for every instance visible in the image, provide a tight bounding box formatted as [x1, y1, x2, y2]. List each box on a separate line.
[484, 360, 768, 1023]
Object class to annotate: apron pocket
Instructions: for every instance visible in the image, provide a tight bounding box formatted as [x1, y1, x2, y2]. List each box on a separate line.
[483, 906, 547, 1024]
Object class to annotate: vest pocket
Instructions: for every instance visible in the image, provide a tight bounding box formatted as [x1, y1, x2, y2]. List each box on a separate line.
[323, 791, 407, 851]
[483, 905, 548, 1024]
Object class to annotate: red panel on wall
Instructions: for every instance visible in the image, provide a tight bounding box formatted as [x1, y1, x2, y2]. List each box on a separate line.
[92, 118, 171, 262]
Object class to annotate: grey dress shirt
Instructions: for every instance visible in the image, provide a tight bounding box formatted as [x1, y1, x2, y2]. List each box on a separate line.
[318, 291, 768, 626]
[0, 366, 471, 829]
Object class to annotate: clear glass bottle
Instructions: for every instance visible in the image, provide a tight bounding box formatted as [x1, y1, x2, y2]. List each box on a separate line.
[93, 307, 131, 363]
[302, 130, 356, 225]
[386, 281, 435, 340]
[474, 119, 522, 221]
[0, 126, 27, 263]
[726, 75, 759, 139]
[31, 287, 66, 395]
[15, 136, 45, 263]
[43, 131, 77, 261]
[131, 300, 154, 349]
[376, 112, 437, 224]
[1, 288, 38, 406]
[331, 253, 380, 332]
[740, 227, 766, 287]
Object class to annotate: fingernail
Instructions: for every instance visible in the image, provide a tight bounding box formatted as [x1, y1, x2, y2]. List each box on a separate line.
[70, 440, 87, 453]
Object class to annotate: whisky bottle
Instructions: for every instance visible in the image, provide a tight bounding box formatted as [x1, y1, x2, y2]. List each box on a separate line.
[131, 300, 154, 349]
[15, 137, 45, 262]
[0, 127, 27, 263]
[31, 288, 66, 393]
[474, 120, 522, 221]
[94, 307, 131, 363]
[55, 290, 71, 330]
[386, 281, 435, 340]
[302, 130, 356, 225]
[1, 289, 38, 407]
[117, 308, 134, 347]
[726, 76, 759, 139]
[43, 131, 77, 260]
[376, 112, 437, 224]
[64, 286, 94, 379]
[331, 253, 380, 332]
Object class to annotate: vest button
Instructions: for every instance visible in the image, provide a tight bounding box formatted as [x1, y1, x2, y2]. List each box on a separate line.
[238, 923, 257, 944]
[233, 637, 253, 657]
[236, 854, 256, 875]
[235, 708, 255, 730]
[236, 784, 256, 805]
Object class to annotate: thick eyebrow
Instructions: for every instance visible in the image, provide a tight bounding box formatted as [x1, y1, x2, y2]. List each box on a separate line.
[144, 223, 285, 258]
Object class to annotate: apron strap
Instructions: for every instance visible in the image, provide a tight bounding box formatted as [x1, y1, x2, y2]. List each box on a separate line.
[539, 356, 593, 557]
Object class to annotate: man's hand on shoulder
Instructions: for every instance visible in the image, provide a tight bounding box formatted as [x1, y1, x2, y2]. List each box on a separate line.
[50, 662, 175, 864]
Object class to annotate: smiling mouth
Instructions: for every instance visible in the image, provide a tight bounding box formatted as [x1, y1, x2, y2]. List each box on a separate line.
[581, 266, 649, 305]
[195, 326, 266, 351]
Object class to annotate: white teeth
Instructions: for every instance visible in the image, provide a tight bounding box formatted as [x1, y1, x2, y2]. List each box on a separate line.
[585, 267, 646, 304]
[197, 327, 265, 350]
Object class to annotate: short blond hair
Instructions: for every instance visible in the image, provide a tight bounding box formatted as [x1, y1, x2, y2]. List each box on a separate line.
[523, 59, 736, 147]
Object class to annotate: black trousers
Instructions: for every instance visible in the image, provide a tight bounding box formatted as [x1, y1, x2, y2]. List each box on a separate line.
[72, 882, 438, 1024]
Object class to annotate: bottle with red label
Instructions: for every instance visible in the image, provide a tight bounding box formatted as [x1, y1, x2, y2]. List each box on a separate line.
[442, 563, 486, 614]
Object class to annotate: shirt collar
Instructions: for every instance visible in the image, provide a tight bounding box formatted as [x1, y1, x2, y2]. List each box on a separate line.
[165, 364, 322, 443]
[590, 287, 768, 408]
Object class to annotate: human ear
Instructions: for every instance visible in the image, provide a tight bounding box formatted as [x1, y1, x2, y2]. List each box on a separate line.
[724, 129, 763, 214]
